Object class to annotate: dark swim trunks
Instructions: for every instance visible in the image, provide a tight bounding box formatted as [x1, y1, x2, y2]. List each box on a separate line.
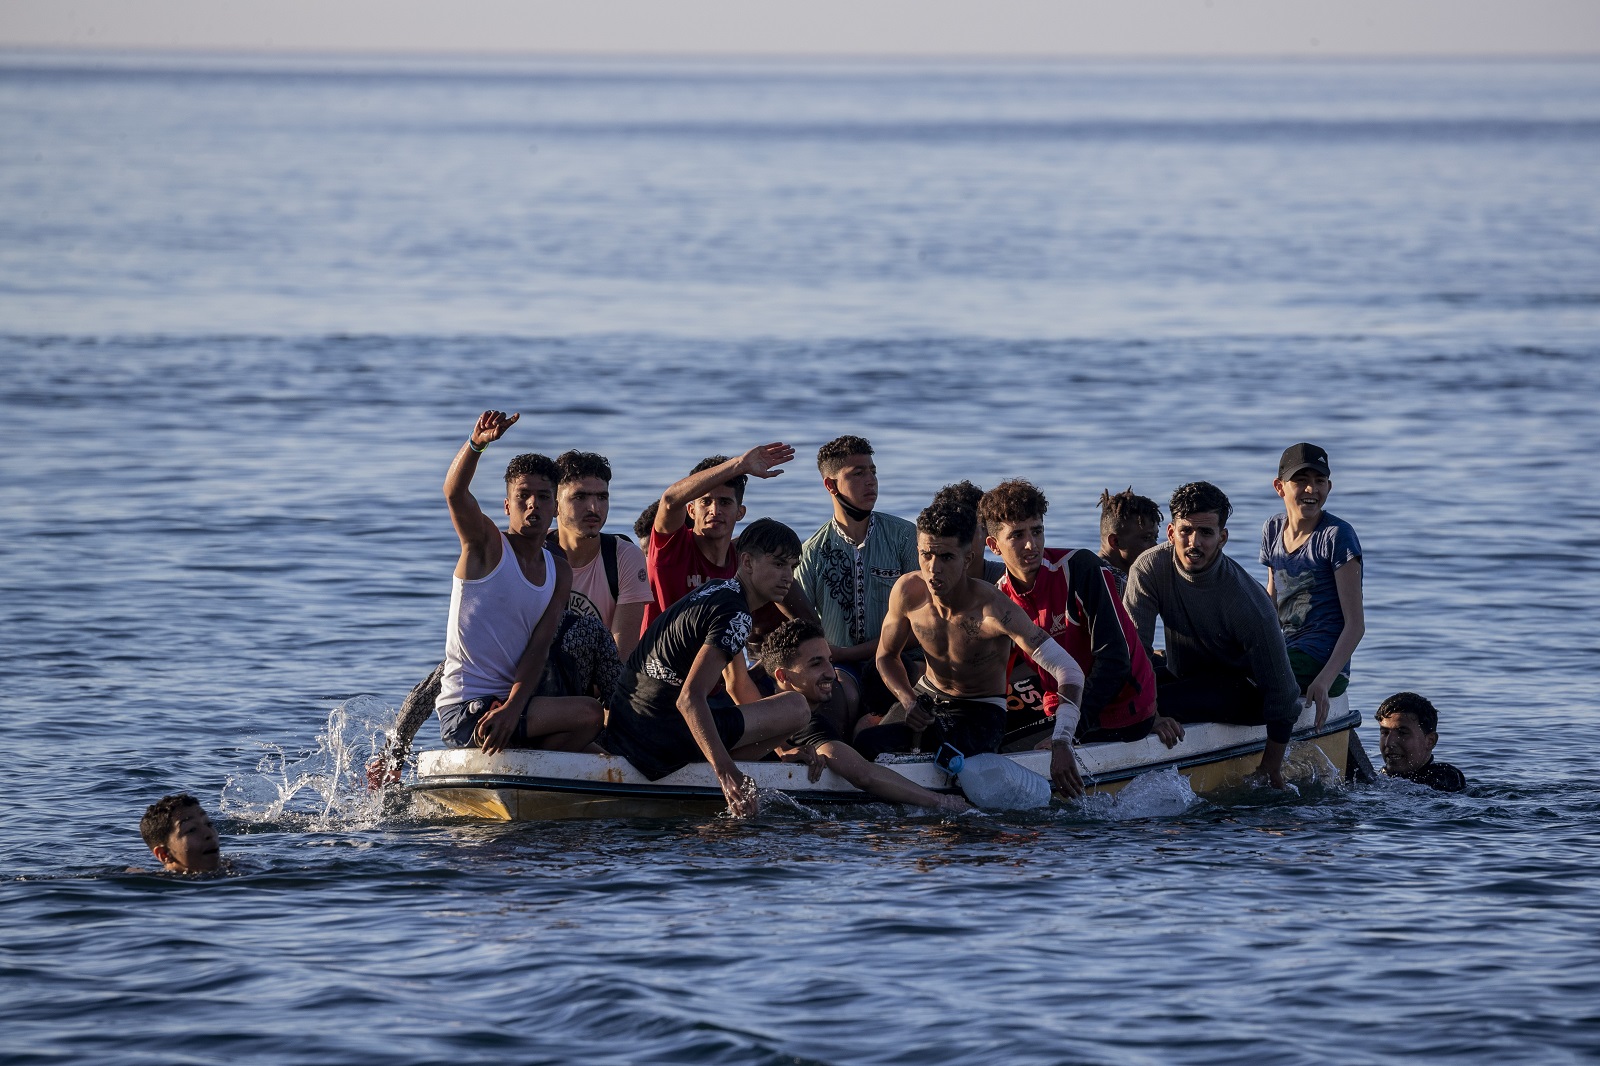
[853, 680, 1007, 761]
[598, 695, 747, 781]
[436, 696, 527, 748]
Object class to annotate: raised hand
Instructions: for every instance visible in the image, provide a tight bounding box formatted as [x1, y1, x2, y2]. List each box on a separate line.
[472, 410, 521, 447]
[740, 442, 796, 480]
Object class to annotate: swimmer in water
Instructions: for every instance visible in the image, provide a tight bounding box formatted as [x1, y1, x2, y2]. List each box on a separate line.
[1374, 692, 1468, 792]
[139, 793, 222, 874]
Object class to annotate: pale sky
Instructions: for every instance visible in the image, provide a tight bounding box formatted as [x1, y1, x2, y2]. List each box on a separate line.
[2, 0, 1599, 57]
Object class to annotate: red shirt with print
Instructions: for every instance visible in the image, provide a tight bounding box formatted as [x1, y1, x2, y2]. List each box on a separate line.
[644, 524, 740, 633]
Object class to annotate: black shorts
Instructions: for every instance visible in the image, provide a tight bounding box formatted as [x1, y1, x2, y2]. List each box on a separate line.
[789, 709, 845, 751]
[599, 696, 747, 781]
[854, 685, 1007, 761]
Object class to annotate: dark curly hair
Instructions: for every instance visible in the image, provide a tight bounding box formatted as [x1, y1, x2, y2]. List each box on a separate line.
[816, 435, 874, 477]
[1169, 481, 1231, 527]
[1376, 692, 1440, 734]
[931, 480, 985, 515]
[140, 793, 202, 849]
[735, 517, 802, 563]
[1099, 487, 1162, 537]
[554, 450, 612, 486]
[634, 501, 659, 541]
[977, 479, 1049, 536]
[690, 454, 749, 504]
[917, 500, 978, 546]
[504, 452, 560, 488]
[760, 618, 827, 674]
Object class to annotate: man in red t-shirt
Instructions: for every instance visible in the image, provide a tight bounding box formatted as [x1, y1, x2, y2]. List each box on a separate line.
[646, 443, 819, 633]
[978, 479, 1183, 764]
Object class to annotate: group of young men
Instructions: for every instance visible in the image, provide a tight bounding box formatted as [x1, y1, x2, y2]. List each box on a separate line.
[401, 410, 1469, 818]
[136, 416, 1470, 872]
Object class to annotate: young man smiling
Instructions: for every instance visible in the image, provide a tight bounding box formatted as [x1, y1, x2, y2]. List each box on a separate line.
[1373, 691, 1467, 792]
[601, 519, 813, 817]
[1261, 443, 1365, 727]
[1123, 481, 1301, 788]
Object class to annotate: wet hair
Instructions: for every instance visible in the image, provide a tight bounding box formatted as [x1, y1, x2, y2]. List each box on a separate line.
[931, 480, 985, 516]
[1169, 481, 1232, 527]
[735, 517, 802, 563]
[140, 793, 202, 849]
[554, 450, 612, 486]
[917, 500, 978, 546]
[1376, 692, 1440, 734]
[690, 454, 749, 505]
[760, 618, 827, 674]
[504, 452, 560, 488]
[816, 435, 874, 478]
[634, 500, 659, 541]
[977, 479, 1049, 536]
[1099, 488, 1162, 538]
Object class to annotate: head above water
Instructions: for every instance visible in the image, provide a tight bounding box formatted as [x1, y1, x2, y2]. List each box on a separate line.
[1375, 691, 1440, 776]
[816, 435, 877, 517]
[140, 793, 221, 874]
[760, 619, 835, 706]
[1099, 488, 1162, 572]
[1168, 481, 1231, 574]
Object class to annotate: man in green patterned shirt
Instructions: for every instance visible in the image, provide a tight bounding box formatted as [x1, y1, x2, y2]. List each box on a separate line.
[795, 435, 921, 721]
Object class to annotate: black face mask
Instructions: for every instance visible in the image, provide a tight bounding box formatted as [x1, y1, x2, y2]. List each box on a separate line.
[830, 486, 873, 523]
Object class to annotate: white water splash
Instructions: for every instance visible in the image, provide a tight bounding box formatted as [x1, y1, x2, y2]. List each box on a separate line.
[220, 695, 397, 831]
[1079, 766, 1200, 820]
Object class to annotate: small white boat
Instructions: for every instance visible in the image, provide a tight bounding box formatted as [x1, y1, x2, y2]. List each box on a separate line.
[408, 695, 1362, 820]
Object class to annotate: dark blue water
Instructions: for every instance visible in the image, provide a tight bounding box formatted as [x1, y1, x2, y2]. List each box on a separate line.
[2, 54, 1599, 1064]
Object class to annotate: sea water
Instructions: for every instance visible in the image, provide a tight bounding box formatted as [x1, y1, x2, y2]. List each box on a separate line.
[2, 53, 1599, 1064]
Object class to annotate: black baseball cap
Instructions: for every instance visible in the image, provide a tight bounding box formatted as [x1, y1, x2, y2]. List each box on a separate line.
[1278, 442, 1331, 480]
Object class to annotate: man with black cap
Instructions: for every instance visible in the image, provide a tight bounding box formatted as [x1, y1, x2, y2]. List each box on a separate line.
[1260, 443, 1365, 727]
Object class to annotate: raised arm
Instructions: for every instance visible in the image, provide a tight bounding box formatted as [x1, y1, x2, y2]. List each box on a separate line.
[474, 558, 573, 755]
[677, 643, 753, 816]
[654, 442, 795, 535]
[446, 410, 519, 577]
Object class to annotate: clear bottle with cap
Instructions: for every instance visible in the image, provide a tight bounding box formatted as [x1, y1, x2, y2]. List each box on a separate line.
[935, 744, 1052, 810]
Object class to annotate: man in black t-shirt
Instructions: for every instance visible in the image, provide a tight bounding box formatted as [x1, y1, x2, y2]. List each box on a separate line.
[1374, 691, 1468, 793]
[601, 519, 811, 816]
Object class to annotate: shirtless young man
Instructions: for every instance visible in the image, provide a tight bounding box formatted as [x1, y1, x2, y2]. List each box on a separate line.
[432, 411, 603, 756]
[855, 501, 1090, 797]
[760, 619, 968, 812]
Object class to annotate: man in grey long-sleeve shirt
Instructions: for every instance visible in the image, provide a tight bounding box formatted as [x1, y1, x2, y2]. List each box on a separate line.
[1123, 481, 1301, 788]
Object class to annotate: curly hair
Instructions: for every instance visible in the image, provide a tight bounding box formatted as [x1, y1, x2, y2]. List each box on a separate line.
[917, 500, 978, 546]
[931, 480, 985, 515]
[1169, 481, 1232, 527]
[140, 793, 202, 849]
[816, 435, 874, 477]
[554, 450, 612, 486]
[735, 517, 802, 563]
[1099, 487, 1162, 537]
[504, 452, 560, 488]
[690, 454, 749, 504]
[760, 618, 827, 674]
[1376, 692, 1439, 734]
[977, 479, 1049, 536]
[634, 501, 659, 541]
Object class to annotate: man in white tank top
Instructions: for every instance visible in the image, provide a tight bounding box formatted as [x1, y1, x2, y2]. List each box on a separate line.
[434, 410, 603, 755]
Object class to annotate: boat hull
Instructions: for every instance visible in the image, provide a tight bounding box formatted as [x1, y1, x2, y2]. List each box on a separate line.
[409, 697, 1358, 821]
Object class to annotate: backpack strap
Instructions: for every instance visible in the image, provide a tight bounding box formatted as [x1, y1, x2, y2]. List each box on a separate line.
[601, 533, 620, 601]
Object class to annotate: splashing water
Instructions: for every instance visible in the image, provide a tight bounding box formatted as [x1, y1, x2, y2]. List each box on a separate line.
[1078, 766, 1201, 820]
[220, 695, 398, 831]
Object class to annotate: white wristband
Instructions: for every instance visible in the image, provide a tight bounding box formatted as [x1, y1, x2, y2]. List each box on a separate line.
[1052, 701, 1081, 744]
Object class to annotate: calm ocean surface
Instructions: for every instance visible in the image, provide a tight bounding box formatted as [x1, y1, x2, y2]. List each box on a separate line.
[2, 53, 1599, 1064]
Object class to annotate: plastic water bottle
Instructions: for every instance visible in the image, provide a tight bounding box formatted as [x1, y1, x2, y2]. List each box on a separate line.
[936, 744, 1052, 810]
